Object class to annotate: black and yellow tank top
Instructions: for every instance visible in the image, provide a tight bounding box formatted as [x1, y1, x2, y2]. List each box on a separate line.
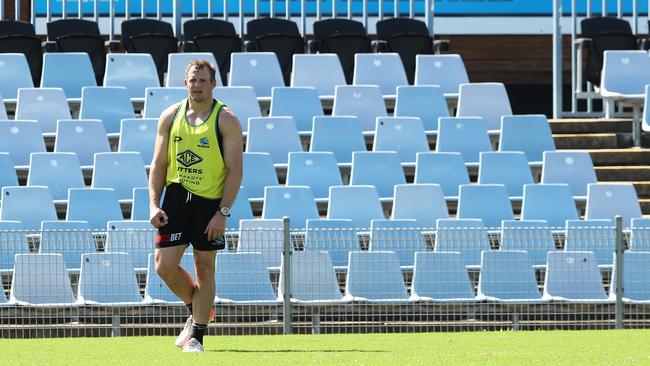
[165, 98, 227, 199]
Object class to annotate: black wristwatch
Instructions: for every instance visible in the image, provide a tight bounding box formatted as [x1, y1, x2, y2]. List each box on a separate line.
[218, 206, 231, 217]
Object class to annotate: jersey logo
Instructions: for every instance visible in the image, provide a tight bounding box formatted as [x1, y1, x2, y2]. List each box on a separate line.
[173, 136, 183, 142]
[176, 150, 203, 167]
[200, 137, 209, 146]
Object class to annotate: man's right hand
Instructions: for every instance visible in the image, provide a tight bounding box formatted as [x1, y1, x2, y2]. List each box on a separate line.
[150, 207, 169, 228]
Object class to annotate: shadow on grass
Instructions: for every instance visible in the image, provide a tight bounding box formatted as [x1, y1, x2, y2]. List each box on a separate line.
[209, 349, 387, 354]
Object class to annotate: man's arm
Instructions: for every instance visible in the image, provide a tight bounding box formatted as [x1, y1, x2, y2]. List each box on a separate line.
[148, 104, 178, 228]
[204, 107, 243, 240]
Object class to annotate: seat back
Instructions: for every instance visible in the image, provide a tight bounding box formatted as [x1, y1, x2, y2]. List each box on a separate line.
[229, 52, 285, 98]
[435, 218, 490, 267]
[77, 252, 142, 303]
[600, 50, 650, 95]
[353, 53, 408, 96]
[0, 221, 29, 272]
[0, 153, 18, 192]
[166, 52, 220, 87]
[394, 85, 449, 131]
[16, 87, 71, 134]
[290, 54, 346, 97]
[333, 85, 387, 132]
[350, 151, 406, 198]
[391, 184, 449, 228]
[237, 219, 284, 269]
[229, 186, 254, 229]
[369, 219, 427, 268]
[630, 218, 650, 251]
[373, 116, 429, 163]
[304, 219, 360, 268]
[246, 117, 303, 164]
[0, 186, 57, 230]
[345, 251, 409, 301]
[0, 120, 45, 167]
[499, 114, 555, 163]
[457, 184, 514, 228]
[500, 219, 555, 267]
[415, 54, 469, 95]
[610, 251, 650, 302]
[0, 53, 34, 99]
[143, 87, 186, 118]
[54, 119, 110, 166]
[118, 118, 158, 165]
[436, 117, 492, 164]
[79, 86, 135, 134]
[543, 251, 608, 301]
[261, 186, 320, 229]
[585, 183, 642, 227]
[327, 185, 384, 229]
[242, 152, 279, 200]
[121, 18, 177, 83]
[414, 152, 469, 198]
[456, 82, 512, 131]
[246, 18, 303, 84]
[0, 21, 42, 85]
[278, 251, 343, 302]
[541, 151, 597, 197]
[91, 152, 148, 200]
[216, 252, 277, 302]
[478, 151, 533, 197]
[212, 86, 261, 132]
[411, 251, 475, 301]
[286, 152, 342, 200]
[312, 19, 371, 83]
[105, 220, 156, 271]
[10, 253, 76, 305]
[103, 53, 161, 99]
[477, 250, 542, 301]
[565, 219, 616, 266]
[27, 152, 85, 201]
[521, 184, 579, 228]
[130, 187, 150, 221]
[269, 86, 323, 132]
[66, 188, 123, 230]
[309, 116, 366, 163]
[40, 52, 97, 99]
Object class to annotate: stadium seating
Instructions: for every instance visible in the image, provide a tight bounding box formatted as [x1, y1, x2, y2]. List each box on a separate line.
[520, 183, 579, 228]
[66, 188, 123, 230]
[0, 153, 18, 192]
[353, 53, 408, 96]
[212, 86, 261, 132]
[456, 82, 512, 132]
[40, 52, 97, 100]
[304, 219, 360, 268]
[79, 86, 135, 135]
[290, 54, 346, 98]
[237, 219, 284, 269]
[332, 85, 387, 132]
[498, 114, 556, 165]
[394, 85, 449, 131]
[457, 184, 514, 228]
[286, 152, 343, 201]
[246, 116, 303, 166]
[564, 219, 616, 267]
[166, 52, 220, 87]
[0, 21, 42, 85]
[261, 186, 320, 229]
[410, 251, 476, 302]
[91, 152, 148, 201]
[118, 118, 158, 166]
[500, 219, 556, 268]
[414, 54, 469, 98]
[477, 151, 533, 198]
[477, 250, 543, 302]
[391, 184, 449, 228]
[414, 152, 469, 199]
[54, 119, 111, 167]
[0, 186, 57, 230]
[143, 253, 195, 304]
[0, 92, 6, 119]
[215, 252, 279, 304]
[350, 151, 406, 199]
[105, 220, 155, 271]
[10, 253, 76, 306]
[344, 251, 410, 303]
[229, 186, 254, 228]
[130, 187, 150, 221]
[585, 183, 642, 227]
[277, 251, 346, 303]
[327, 185, 385, 229]
[120, 18, 178, 83]
[543, 251, 609, 302]
[269, 86, 323, 132]
[0, 53, 34, 100]
[436, 117, 492, 166]
[76, 252, 143, 305]
[103, 53, 160, 100]
[16, 87, 71, 135]
[27, 152, 85, 203]
[434, 218, 490, 268]
[630, 218, 650, 251]
[229, 52, 285, 99]
[610, 251, 650, 303]
[0, 120, 46, 169]
[309, 116, 366, 165]
[373, 116, 429, 164]
[0, 221, 29, 273]
[541, 150, 597, 199]
[242, 152, 279, 202]
[143, 87, 186, 118]
[369, 219, 428, 269]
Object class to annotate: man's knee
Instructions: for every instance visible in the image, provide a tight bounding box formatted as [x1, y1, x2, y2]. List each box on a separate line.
[194, 253, 216, 285]
[155, 252, 182, 280]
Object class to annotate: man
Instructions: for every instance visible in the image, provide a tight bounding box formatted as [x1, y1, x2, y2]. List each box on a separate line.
[149, 59, 243, 353]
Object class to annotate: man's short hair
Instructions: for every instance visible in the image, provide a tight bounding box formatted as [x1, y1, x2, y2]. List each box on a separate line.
[185, 59, 217, 82]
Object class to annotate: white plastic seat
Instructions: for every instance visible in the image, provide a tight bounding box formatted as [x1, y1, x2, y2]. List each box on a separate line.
[477, 151, 533, 198]
[237, 219, 284, 270]
[369, 219, 427, 269]
[309, 116, 366, 165]
[291, 53, 346, 98]
[0, 153, 19, 193]
[391, 184, 449, 229]
[242, 152, 279, 201]
[344, 251, 410, 303]
[228, 52, 284, 99]
[0, 53, 34, 100]
[414, 54, 469, 98]
[436, 117, 492, 166]
[373, 116, 429, 164]
[0, 220, 29, 273]
[457, 184, 514, 229]
[500, 219, 556, 268]
[435, 218, 490, 268]
[103, 53, 161, 100]
[564, 219, 616, 267]
[118, 118, 157, 166]
[261, 186, 320, 229]
[0, 186, 57, 230]
[40, 52, 97, 100]
[394, 85, 449, 131]
[456, 82, 512, 131]
[15, 87, 71, 135]
[353, 53, 408, 96]
[520, 184, 579, 229]
[499, 115, 555, 165]
[27, 152, 85, 203]
[349, 151, 406, 199]
[79, 86, 135, 135]
[269, 86, 323, 132]
[10, 253, 76, 306]
[54, 119, 110, 168]
[76, 252, 142, 305]
[142, 87, 187, 118]
[0, 120, 46, 169]
[332, 85, 387, 132]
[245, 116, 303, 166]
[91, 152, 148, 201]
[410, 251, 476, 302]
[414, 152, 469, 200]
[66, 188, 123, 230]
[585, 183, 642, 227]
[541, 150, 597, 199]
[286, 152, 343, 201]
[327, 185, 385, 229]
[543, 251, 609, 302]
[40, 220, 95, 271]
[304, 219, 360, 268]
[277, 251, 346, 303]
[215, 252, 279, 304]
[477, 250, 544, 302]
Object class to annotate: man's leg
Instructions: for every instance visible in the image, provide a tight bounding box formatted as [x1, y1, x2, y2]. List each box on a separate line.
[186, 248, 216, 349]
[155, 245, 194, 303]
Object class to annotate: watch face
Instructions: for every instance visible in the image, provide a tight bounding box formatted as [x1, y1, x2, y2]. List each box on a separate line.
[220, 206, 231, 216]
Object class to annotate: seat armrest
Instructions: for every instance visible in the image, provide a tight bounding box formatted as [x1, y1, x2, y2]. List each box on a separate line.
[434, 39, 450, 53]
[106, 40, 121, 53]
[373, 39, 388, 53]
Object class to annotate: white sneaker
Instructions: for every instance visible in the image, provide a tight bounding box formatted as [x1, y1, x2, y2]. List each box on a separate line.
[182, 338, 204, 353]
[175, 315, 193, 348]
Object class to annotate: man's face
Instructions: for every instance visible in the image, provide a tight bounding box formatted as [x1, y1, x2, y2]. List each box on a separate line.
[185, 66, 216, 103]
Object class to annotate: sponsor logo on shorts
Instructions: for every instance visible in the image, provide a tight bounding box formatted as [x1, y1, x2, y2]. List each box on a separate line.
[156, 232, 183, 243]
[176, 150, 202, 167]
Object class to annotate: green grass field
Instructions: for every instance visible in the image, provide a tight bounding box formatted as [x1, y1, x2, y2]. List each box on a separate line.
[1, 330, 649, 365]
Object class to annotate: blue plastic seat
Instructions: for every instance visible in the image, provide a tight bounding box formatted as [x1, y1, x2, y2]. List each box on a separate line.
[103, 53, 160, 100]
[261, 186, 320, 229]
[269, 86, 323, 132]
[414, 54, 469, 97]
[39, 220, 95, 271]
[0, 53, 34, 100]
[457, 184, 514, 229]
[166, 52, 220, 87]
[228, 52, 284, 99]
[79, 86, 135, 135]
[344, 251, 410, 303]
[9, 253, 76, 306]
[130, 187, 150, 221]
[630, 218, 650, 251]
[565, 219, 616, 267]
[477, 250, 543, 302]
[353, 53, 408, 96]
[369, 219, 427, 269]
[373, 117, 429, 164]
[15, 87, 71, 135]
[54, 119, 110, 167]
[228, 186, 253, 229]
[477, 151, 533, 198]
[456, 82, 512, 131]
[520, 184, 579, 229]
[0, 220, 29, 273]
[541, 150, 597, 199]
[0, 120, 46, 169]
[327, 185, 385, 229]
[309, 116, 366, 165]
[212, 86, 261, 133]
[304, 219, 360, 268]
[436, 117, 492, 165]
[91, 152, 148, 201]
[143, 252, 195, 304]
[435, 218, 490, 268]
[414, 152, 469, 199]
[242, 152, 279, 201]
[237, 219, 284, 269]
[499, 115, 555, 165]
[286, 152, 342, 200]
[76, 252, 142, 305]
[332, 85, 387, 132]
[585, 183, 642, 227]
[610, 251, 650, 303]
[215, 252, 279, 304]
[394, 85, 449, 131]
[500, 219, 556, 268]
[66, 188, 123, 230]
[350, 151, 406, 198]
[0, 91, 7, 119]
[143, 87, 187, 118]
[40, 52, 96, 100]
[0, 186, 57, 230]
[290, 53, 346, 98]
[391, 184, 448, 228]
[27, 152, 85, 202]
[105, 220, 156, 271]
[410, 251, 476, 302]
[118, 118, 157, 166]
[277, 251, 346, 303]
[0, 153, 18, 192]
[246, 117, 303, 166]
[543, 251, 609, 302]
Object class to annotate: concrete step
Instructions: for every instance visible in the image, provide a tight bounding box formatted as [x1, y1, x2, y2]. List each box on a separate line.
[553, 133, 619, 149]
[595, 167, 650, 181]
[587, 149, 650, 166]
[549, 118, 631, 134]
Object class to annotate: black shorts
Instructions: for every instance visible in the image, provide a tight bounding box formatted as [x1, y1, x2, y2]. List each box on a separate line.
[155, 183, 225, 251]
